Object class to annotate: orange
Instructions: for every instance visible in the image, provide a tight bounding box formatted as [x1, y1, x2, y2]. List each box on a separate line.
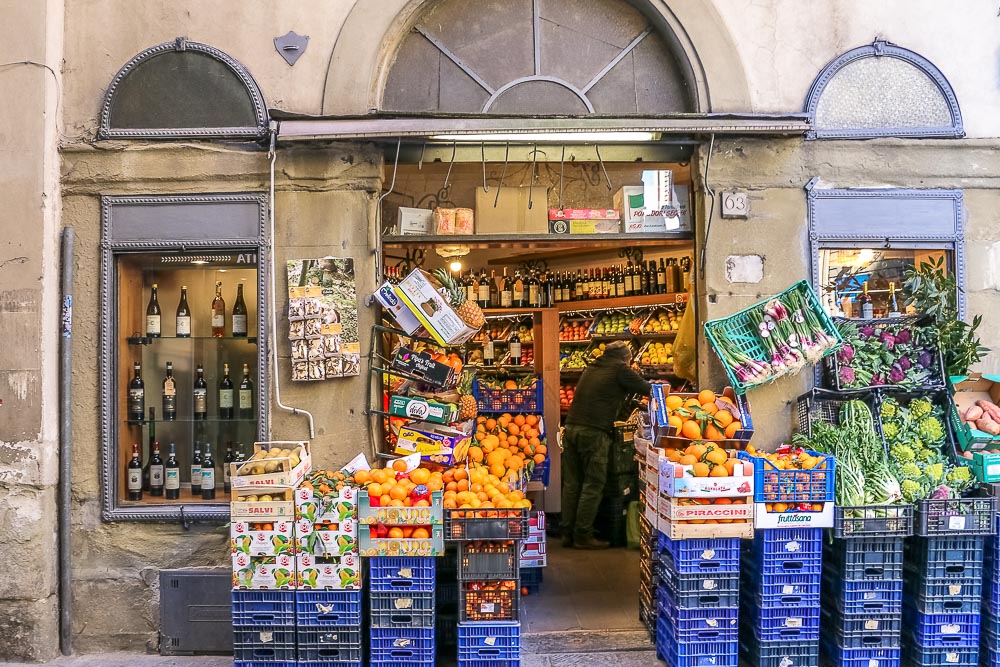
[457, 479, 470, 492]
[469, 447, 484, 463]
[412, 527, 430, 539]
[508, 424, 521, 437]
[393, 459, 408, 472]
[409, 468, 430, 485]
[536, 445, 547, 456]
[665, 395, 684, 410]
[772, 502, 788, 513]
[453, 468, 468, 481]
[668, 415, 683, 429]
[692, 462, 710, 477]
[725, 422, 742, 439]
[701, 403, 718, 416]
[485, 418, 497, 431]
[705, 449, 728, 466]
[367, 483, 383, 497]
[401, 527, 414, 538]
[724, 459, 739, 475]
[525, 415, 538, 426]
[371, 469, 387, 485]
[507, 435, 519, 447]
[445, 481, 458, 493]
[714, 410, 734, 428]
[353, 469, 370, 485]
[533, 454, 546, 465]
[681, 421, 702, 440]
[667, 449, 683, 462]
[416, 499, 431, 507]
[710, 464, 729, 477]
[704, 424, 725, 441]
[514, 415, 526, 427]
[713, 497, 732, 505]
[698, 390, 717, 405]
[490, 463, 506, 478]
[685, 443, 707, 459]
[389, 485, 407, 501]
[684, 398, 701, 409]
[388, 527, 404, 538]
[679, 454, 698, 466]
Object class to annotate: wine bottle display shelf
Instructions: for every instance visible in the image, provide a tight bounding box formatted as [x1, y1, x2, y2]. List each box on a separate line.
[128, 336, 258, 345]
[125, 418, 257, 425]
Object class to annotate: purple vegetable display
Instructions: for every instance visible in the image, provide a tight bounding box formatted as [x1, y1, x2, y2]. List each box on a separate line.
[834, 318, 940, 390]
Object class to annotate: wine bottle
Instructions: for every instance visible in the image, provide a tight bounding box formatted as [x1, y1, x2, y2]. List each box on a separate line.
[509, 330, 522, 366]
[488, 270, 499, 308]
[128, 362, 145, 422]
[888, 282, 901, 318]
[223, 442, 234, 493]
[232, 283, 248, 337]
[201, 443, 216, 500]
[211, 281, 226, 337]
[175, 286, 191, 337]
[484, 333, 495, 367]
[500, 268, 513, 308]
[665, 258, 678, 293]
[144, 407, 156, 492]
[466, 271, 478, 306]
[528, 272, 540, 308]
[511, 270, 523, 308]
[127, 443, 143, 501]
[860, 280, 874, 319]
[162, 361, 177, 421]
[149, 441, 164, 497]
[640, 263, 650, 295]
[601, 268, 611, 299]
[623, 264, 634, 296]
[190, 444, 202, 495]
[649, 262, 659, 295]
[219, 363, 234, 419]
[193, 365, 208, 421]
[164, 443, 180, 500]
[478, 269, 491, 309]
[679, 256, 691, 291]
[146, 284, 161, 338]
[239, 363, 254, 419]
[657, 259, 667, 294]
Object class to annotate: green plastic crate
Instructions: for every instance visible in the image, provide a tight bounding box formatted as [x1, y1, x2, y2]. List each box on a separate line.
[703, 280, 842, 395]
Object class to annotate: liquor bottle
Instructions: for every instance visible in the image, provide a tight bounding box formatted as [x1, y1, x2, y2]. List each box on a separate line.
[219, 363, 234, 419]
[127, 443, 143, 501]
[128, 362, 145, 422]
[478, 269, 491, 309]
[665, 259, 678, 293]
[484, 332, 495, 367]
[144, 407, 156, 491]
[528, 272, 540, 308]
[859, 281, 874, 319]
[602, 268, 611, 299]
[500, 268, 513, 308]
[201, 443, 216, 500]
[175, 286, 191, 338]
[466, 271, 478, 306]
[223, 443, 235, 493]
[657, 259, 667, 294]
[232, 284, 248, 338]
[649, 262, 660, 295]
[239, 363, 254, 420]
[488, 270, 499, 308]
[146, 284, 161, 338]
[679, 256, 691, 291]
[888, 282, 901, 317]
[586, 269, 596, 299]
[164, 443, 180, 500]
[509, 330, 522, 366]
[512, 270, 525, 308]
[559, 273, 569, 303]
[193, 365, 208, 420]
[190, 444, 202, 495]
[211, 281, 226, 337]
[162, 361, 177, 421]
[612, 265, 622, 298]
[570, 270, 579, 301]
[149, 441, 164, 497]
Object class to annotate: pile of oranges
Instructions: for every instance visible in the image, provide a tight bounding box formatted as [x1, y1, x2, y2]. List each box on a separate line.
[470, 413, 546, 478]
[353, 459, 443, 508]
[663, 390, 744, 441]
[663, 441, 742, 477]
[440, 465, 532, 511]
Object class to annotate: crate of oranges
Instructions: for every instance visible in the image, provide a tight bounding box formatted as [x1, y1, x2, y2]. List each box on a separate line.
[460, 580, 520, 622]
[737, 443, 836, 529]
[655, 441, 755, 498]
[649, 385, 754, 446]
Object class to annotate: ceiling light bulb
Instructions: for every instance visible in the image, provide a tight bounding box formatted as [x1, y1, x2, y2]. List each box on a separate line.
[449, 260, 463, 272]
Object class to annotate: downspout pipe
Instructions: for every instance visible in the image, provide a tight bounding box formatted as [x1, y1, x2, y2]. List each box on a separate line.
[59, 227, 74, 655]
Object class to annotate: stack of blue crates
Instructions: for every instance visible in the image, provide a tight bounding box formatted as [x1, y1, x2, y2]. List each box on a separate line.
[232, 590, 298, 667]
[368, 556, 437, 667]
[455, 539, 521, 667]
[638, 514, 657, 637]
[741, 528, 823, 667]
[903, 534, 985, 667]
[296, 589, 364, 667]
[983, 513, 1000, 667]
[655, 533, 741, 667]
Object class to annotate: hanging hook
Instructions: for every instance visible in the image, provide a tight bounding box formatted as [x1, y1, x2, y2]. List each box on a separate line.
[418, 142, 426, 170]
[442, 142, 457, 193]
[595, 145, 612, 191]
[481, 142, 489, 193]
[528, 143, 538, 210]
[559, 145, 566, 211]
[494, 142, 510, 208]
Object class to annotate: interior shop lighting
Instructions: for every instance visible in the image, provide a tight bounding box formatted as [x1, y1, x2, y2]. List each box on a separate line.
[428, 131, 660, 143]
[449, 260, 463, 272]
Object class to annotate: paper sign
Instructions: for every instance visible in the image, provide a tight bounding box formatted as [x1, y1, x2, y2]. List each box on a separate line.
[287, 257, 360, 380]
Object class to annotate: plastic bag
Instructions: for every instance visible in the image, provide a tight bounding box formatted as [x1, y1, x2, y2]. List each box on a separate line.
[626, 500, 641, 550]
[673, 287, 697, 382]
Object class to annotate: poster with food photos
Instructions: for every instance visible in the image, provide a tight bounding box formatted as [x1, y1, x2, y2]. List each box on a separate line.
[287, 257, 361, 380]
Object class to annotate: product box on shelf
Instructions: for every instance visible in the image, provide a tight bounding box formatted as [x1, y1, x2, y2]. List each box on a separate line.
[374, 282, 424, 335]
[231, 552, 297, 590]
[969, 450, 1000, 483]
[230, 519, 296, 556]
[547, 208, 621, 234]
[949, 373, 1000, 452]
[230, 488, 296, 520]
[358, 523, 445, 557]
[656, 454, 754, 498]
[396, 268, 479, 346]
[388, 394, 460, 425]
[358, 489, 444, 525]
[395, 420, 473, 465]
[397, 207, 434, 235]
[296, 518, 358, 557]
[615, 178, 681, 234]
[753, 501, 834, 529]
[230, 441, 312, 491]
[294, 485, 358, 524]
[476, 186, 549, 234]
[296, 552, 362, 590]
[391, 346, 456, 387]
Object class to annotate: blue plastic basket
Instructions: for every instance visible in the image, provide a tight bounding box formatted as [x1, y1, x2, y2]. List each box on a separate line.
[657, 535, 741, 574]
[904, 643, 978, 667]
[905, 576, 983, 614]
[234, 662, 299, 667]
[745, 550, 823, 577]
[232, 591, 296, 626]
[233, 626, 297, 662]
[906, 610, 982, 647]
[296, 626, 363, 662]
[658, 568, 740, 595]
[657, 616, 739, 667]
[737, 450, 835, 504]
[825, 645, 900, 667]
[661, 576, 740, 609]
[825, 538, 904, 580]
[755, 528, 825, 554]
[756, 589, 820, 609]
[369, 591, 436, 628]
[370, 658, 433, 667]
[907, 536, 985, 579]
[457, 622, 520, 661]
[295, 662, 361, 667]
[752, 572, 823, 601]
[529, 458, 549, 486]
[296, 591, 363, 626]
[457, 661, 521, 667]
[369, 626, 435, 663]
[740, 637, 820, 667]
[473, 378, 543, 413]
[985, 580, 1000, 615]
[747, 604, 821, 642]
[828, 611, 902, 648]
[368, 557, 436, 592]
[831, 578, 904, 615]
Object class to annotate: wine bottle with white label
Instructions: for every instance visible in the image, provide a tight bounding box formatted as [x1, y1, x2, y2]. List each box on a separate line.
[128, 363, 144, 422]
[211, 281, 226, 338]
[201, 443, 216, 500]
[232, 284, 248, 337]
[146, 284, 161, 337]
[164, 443, 180, 500]
[190, 444, 202, 495]
[239, 363, 254, 420]
[509, 331, 522, 365]
[193, 365, 207, 421]
[127, 443, 143, 501]
[175, 286, 191, 337]
[149, 442, 164, 497]
[162, 361, 177, 421]
[219, 363, 234, 419]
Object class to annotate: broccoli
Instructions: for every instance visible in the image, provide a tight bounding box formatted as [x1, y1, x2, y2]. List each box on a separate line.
[918, 416, 945, 444]
[890, 443, 916, 463]
[908, 437, 925, 452]
[900, 462, 923, 479]
[901, 478, 923, 502]
[916, 448, 938, 464]
[924, 462, 945, 484]
[910, 398, 934, 419]
[882, 422, 901, 441]
[881, 398, 900, 421]
[948, 465, 972, 483]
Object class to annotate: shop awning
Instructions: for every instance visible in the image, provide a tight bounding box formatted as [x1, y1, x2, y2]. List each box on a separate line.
[273, 112, 811, 142]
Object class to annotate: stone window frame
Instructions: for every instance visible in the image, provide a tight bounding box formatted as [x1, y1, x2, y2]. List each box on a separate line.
[98, 37, 269, 141]
[100, 193, 270, 523]
[804, 40, 964, 140]
[807, 185, 966, 319]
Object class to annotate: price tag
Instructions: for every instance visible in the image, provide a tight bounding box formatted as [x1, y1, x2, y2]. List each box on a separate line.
[784, 540, 801, 552]
[289, 286, 307, 298]
[484, 636, 497, 646]
[785, 618, 803, 628]
[945, 653, 959, 664]
[701, 549, 716, 560]
[948, 584, 962, 595]
[868, 661, 878, 667]
[481, 603, 497, 613]
[321, 323, 343, 335]
[259, 631, 273, 643]
[942, 624, 960, 634]
[394, 598, 413, 610]
[703, 579, 718, 590]
[863, 592, 876, 600]
[393, 638, 412, 647]
[948, 516, 966, 531]
[782, 585, 795, 595]
[864, 619, 879, 630]
[706, 619, 719, 628]
[398, 568, 413, 578]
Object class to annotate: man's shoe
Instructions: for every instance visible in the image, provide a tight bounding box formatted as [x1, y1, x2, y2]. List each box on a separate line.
[561, 535, 573, 548]
[573, 536, 610, 550]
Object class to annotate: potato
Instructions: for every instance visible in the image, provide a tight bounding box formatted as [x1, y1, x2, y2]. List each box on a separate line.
[260, 494, 273, 502]
[964, 405, 984, 422]
[976, 416, 1000, 436]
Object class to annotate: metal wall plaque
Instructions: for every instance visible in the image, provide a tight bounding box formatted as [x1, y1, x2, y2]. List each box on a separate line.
[274, 31, 309, 66]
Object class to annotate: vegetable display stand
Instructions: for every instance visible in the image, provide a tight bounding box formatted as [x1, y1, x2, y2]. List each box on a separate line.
[794, 387, 880, 439]
[833, 504, 914, 539]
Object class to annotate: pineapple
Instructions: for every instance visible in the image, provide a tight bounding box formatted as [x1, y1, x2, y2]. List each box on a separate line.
[431, 269, 486, 329]
[458, 369, 478, 420]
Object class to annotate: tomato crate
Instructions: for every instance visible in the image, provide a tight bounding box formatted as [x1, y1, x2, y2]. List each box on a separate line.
[915, 495, 997, 536]
[473, 378, 543, 413]
[824, 538, 904, 581]
[368, 591, 435, 628]
[747, 605, 821, 642]
[460, 581, 519, 622]
[295, 590, 363, 626]
[906, 610, 983, 647]
[825, 577, 903, 615]
[834, 504, 914, 539]
[445, 508, 530, 541]
[296, 626, 363, 662]
[823, 645, 901, 667]
[656, 535, 741, 574]
[368, 626, 435, 663]
[903, 644, 978, 667]
[825, 610, 902, 648]
[231, 591, 296, 626]
[458, 541, 518, 581]
[740, 637, 819, 667]
[233, 626, 297, 662]
[737, 449, 835, 504]
[368, 557, 436, 592]
[457, 622, 520, 662]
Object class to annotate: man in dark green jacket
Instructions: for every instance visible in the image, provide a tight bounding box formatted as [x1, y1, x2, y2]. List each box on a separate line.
[562, 340, 651, 549]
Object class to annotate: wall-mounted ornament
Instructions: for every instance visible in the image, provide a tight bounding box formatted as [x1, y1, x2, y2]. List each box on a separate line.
[274, 31, 309, 66]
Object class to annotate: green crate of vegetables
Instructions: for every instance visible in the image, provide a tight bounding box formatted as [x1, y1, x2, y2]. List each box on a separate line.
[948, 373, 1000, 452]
[704, 281, 842, 395]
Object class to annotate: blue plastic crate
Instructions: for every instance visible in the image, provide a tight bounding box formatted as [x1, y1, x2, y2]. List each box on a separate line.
[907, 536, 985, 580]
[473, 377, 543, 413]
[833, 578, 904, 615]
[369, 626, 435, 663]
[521, 566, 543, 594]
[737, 449, 835, 504]
[233, 626, 297, 662]
[749, 572, 822, 599]
[981, 612, 1000, 638]
[906, 610, 982, 647]
[658, 568, 740, 595]
[662, 575, 740, 609]
[828, 611, 902, 648]
[904, 643, 978, 667]
[296, 591, 364, 626]
[296, 626, 363, 663]
[825, 645, 900, 667]
[232, 591, 296, 626]
[234, 662, 299, 667]
[755, 528, 825, 555]
[457, 622, 520, 661]
[370, 659, 433, 667]
[369, 591, 436, 628]
[657, 616, 739, 667]
[457, 661, 521, 667]
[368, 557, 436, 592]
[825, 538, 904, 580]
[296, 662, 361, 667]
[905, 576, 983, 613]
[986, 585, 1000, 616]
[658, 589, 738, 641]
[657, 535, 742, 573]
[740, 637, 820, 667]
[746, 604, 821, 642]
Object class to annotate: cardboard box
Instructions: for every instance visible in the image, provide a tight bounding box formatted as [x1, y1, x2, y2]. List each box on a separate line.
[658, 496, 753, 522]
[970, 451, 1000, 483]
[230, 520, 296, 556]
[397, 207, 434, 235]
[391, 347, 455, 387]
[230, 441, 312, 491]
[231, 553, 296, 590]
[753, 502, 834, 529]
[296, 520, 359, 557]
[657, 459, 754, 498]
[547, 208, 621, 234]
[643, 487, 658, 525]
[657, 510, 755, 540]
[296, 553, 362, 589]
[950, 373, 1000, 451]
[396, 268, 480, 346]
[357, 490, 444, 526]
[230, 488, 296, 520]
[294, 486, 358, 524]
[374, 282, 424, 335]
[358, 524, 445, 557]
[519, 540, 547, 568]
[395, 422, 473, 465]
[672, 185, 691, 231]
[476, 186, 549, 235]
[389, 395, 459, 425]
